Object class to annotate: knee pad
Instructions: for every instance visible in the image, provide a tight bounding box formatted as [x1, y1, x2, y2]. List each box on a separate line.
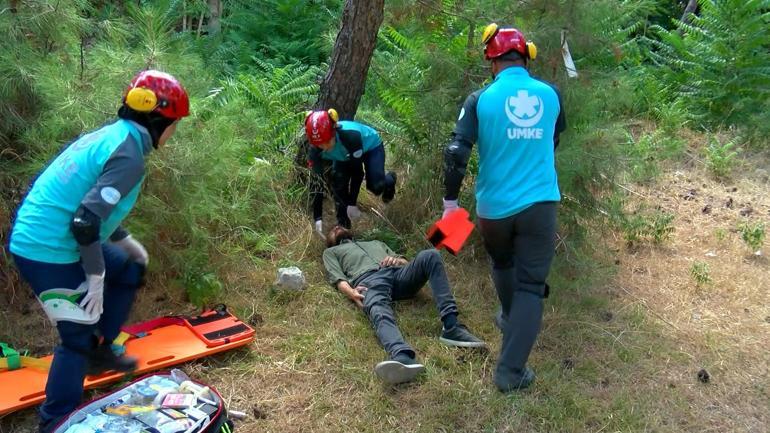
[517, 282, 550, 299]
[38, 286, 100, 325]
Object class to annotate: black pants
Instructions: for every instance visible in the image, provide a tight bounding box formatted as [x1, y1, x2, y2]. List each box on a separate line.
[332, 145, 394, 227]
[478, 202, 557, 373]
[359, 250, 458, 357]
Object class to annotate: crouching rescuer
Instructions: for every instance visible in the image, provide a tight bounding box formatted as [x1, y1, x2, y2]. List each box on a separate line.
[8, 70, 189, 432]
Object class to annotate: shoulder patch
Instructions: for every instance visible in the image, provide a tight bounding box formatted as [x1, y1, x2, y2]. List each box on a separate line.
[100, 187, 122, 205]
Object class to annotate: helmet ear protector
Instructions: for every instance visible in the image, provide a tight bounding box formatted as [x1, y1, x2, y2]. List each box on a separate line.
[482, 23, 537, 60]
[481, 23, 499, 44]
[125, 87, 161, 113]
[304, 109, 338, 123]
[526, 42, 537, 60]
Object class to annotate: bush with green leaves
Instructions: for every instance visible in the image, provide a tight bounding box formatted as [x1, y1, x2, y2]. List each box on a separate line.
[612, 203, 675, 247]
[704, 136, 740, 178]
[644, 0, 770, 131]
[690, 261, 711, 286]
[739, 221, 765, 252]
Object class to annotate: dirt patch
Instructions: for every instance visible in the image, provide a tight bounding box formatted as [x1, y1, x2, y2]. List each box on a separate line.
[612, 155, 770, 431]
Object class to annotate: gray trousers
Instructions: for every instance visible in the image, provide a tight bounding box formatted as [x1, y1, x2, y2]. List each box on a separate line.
[478, 202, 557, 374]
[359, 250, 458, 357]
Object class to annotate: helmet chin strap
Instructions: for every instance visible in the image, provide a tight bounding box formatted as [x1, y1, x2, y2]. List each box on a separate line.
[118, 105, 174, 148]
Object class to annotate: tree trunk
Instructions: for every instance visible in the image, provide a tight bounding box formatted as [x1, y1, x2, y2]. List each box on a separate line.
[208, 0, 221, 35]
[681, 0, 699, 24]
[295, 0, 385, 167]
[196, 10, 205, 36]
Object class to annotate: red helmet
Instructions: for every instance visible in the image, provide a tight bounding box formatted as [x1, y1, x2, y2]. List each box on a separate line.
[482, 24, 537, 61]
[124, 70, 190, 119]
[304, 109, 338, 147]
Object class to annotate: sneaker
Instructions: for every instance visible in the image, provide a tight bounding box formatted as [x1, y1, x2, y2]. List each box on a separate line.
[494, 308, 508, 331]
[382, 171, 397, 203]
[494, 366, 535, 392]
[439, 324, 486, 348]
[86, 344, 138, 376]
[374, 352, 425, 384]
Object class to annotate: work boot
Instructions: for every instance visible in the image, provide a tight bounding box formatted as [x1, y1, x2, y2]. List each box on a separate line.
[382, 172, 397, 203]
[494, 365, 535, 392]
[85, 344, 138, 376]
[440, 324, 486, 348]
[374, 350, 424, 384]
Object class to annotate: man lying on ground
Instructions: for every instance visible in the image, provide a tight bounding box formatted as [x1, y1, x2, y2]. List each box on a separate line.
[322, 226, 485, 384]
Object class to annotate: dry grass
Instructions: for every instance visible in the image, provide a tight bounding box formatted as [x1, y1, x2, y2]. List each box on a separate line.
[2, 146, 769, 433]
[609, 153, 770, 432]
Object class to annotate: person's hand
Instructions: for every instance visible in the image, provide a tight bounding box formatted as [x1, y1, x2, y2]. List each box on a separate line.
[350, 285, 368, 308]
[114, 235, 149, 266]
[347, 205, 362, 221]
[79, 273, 105, 318]
[338, 281, 366, 308]
[314, 219, 324, 238]
[442, 199, 459, 219]
[380, 256, 408, 267]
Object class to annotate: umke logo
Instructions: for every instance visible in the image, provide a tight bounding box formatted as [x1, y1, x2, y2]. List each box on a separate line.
[504, 90, 544, 139]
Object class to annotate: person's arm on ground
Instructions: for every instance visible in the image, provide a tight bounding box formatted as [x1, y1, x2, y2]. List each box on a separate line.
[336, 280, 366, 308]
[322, 247, 366, 308]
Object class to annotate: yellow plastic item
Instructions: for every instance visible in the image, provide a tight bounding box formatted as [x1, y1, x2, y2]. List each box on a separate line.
[125, 87, 158, 112]
[482, 23, 499, 44]
[527, 41, 538, 60]
[327, 108, 339, 122]
[0, 356, 50, 372]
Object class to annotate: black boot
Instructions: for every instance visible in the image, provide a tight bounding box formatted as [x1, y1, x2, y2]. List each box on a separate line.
[382, 171, 397, 203]
[85, 344, 138, 376]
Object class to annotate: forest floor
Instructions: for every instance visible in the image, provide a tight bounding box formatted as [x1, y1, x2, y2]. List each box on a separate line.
[1, 141, 768, 433]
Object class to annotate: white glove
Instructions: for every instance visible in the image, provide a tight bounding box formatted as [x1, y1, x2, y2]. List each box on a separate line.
[314, 219, 324, 238]
[114, 235, 149, 266]
[79, 273, 105, 318]
[442, 199, 460, 219]
[346, 205, 362, 221]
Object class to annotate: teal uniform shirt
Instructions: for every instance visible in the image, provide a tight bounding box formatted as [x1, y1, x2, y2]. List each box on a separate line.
[10, 119, 152, 264]
[450, 66, 566, 219]
[318, 120, 383, 162]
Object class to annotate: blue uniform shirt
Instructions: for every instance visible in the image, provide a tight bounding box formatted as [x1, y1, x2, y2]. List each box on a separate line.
[453, 66, 565, 219]
[10, 119, 152, 264]
[319, 120, 382, 162]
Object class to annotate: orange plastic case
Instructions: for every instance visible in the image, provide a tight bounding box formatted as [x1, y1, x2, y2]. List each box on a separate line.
[427, 208, 475, 256]
[0, 306, 254, 416]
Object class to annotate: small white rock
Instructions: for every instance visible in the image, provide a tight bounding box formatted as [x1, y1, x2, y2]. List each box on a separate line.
[705, 251, 717, 257]
[275, 266, 306, 290]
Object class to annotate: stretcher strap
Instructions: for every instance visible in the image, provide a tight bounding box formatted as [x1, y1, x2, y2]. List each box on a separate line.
[0, 343, 20, 370]
[0, 343, 50, 371]
[121, 316, 184, 336]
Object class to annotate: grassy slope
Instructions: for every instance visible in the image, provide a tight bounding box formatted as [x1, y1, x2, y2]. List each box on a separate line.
[2, 141, 768, 433]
